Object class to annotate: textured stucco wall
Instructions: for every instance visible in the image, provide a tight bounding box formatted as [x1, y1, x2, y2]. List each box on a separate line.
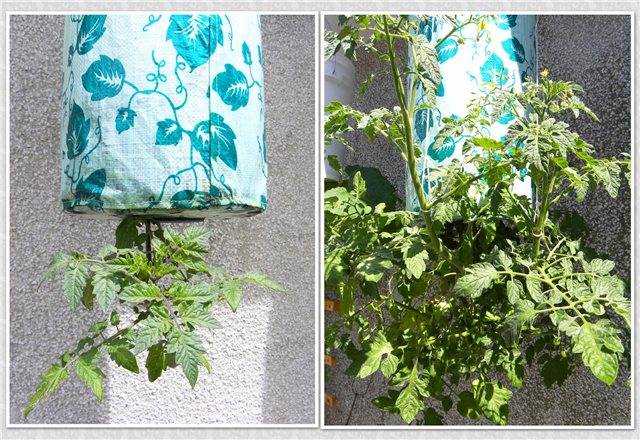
[325, 14, 632, 425]
[9, 14, 316, 424]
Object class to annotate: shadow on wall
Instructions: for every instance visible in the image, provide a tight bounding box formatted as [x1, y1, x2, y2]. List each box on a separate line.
[9, 14, 316, 424]
[259, 15, 316, 424]
[325, 14, 632, 426]
[9, 14, 110, 424]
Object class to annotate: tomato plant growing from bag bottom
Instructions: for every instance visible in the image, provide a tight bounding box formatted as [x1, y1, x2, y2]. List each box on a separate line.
[324, 14, 630, 425]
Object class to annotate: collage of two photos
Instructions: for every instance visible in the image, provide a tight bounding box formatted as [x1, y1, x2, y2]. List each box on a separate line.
[3, 6, 636, 436]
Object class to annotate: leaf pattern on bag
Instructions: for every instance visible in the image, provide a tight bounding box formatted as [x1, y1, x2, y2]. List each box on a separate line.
[212, 64, 249, 110]
[166, 15, 223, 71]
[61, 14, 266, 216]
[76, 15, 107, 55]
[82, 55, 125, 101]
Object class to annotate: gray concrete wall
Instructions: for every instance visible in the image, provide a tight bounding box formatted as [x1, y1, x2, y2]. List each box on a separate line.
[9, 14, 316, 424]
[325, 14, 632, 425]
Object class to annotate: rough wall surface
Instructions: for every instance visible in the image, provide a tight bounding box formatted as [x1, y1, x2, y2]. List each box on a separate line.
[325, 14, 632, 426]
[9, 14, 316, 424]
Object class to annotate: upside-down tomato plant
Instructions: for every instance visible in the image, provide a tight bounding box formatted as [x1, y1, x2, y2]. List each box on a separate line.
[24, 219, 283, 418]
[324, 15, 631, 425]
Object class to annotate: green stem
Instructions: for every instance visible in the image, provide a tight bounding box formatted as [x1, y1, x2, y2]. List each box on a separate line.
[382, 16, 453, 266]
[532, 172, 556, 260]
[66, 313, 146, 367]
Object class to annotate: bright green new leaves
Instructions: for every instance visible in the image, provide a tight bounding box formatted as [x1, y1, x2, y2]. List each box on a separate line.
[166, 329, 205, 388]
[119, 282, 161, 303]
[26, 220, 283, 418]
[23, 365, 69, 418]
[396, 363, 428, 423]
[454, 263, 499, 298]
[571, 320, 621, 385]
[353, 332, 393, 378]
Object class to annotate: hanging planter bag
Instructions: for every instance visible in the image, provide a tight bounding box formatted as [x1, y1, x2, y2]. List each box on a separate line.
[60, 14, 267, 219]
[406, 14, 537, 211]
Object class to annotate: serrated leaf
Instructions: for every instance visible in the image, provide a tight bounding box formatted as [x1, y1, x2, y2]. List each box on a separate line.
[473, 380, 512, 425]
[396, 362, 427, 423]
[223, 280, 242, 312]
[354, 332, 393, 378]
[380, 353, 399, 378]
[571, 321, 619, 385]
[107, 340, 139, 374]
[119, 282, 161, 303]
[610, 301, 630, 328]
[506, 279, 524, 304]
[24, 365, 69, 418]
[63, 260, 90, 310]
[166, 329, 204, 388]
[92, 271, 120, 312]
[75, 350, 105, 400]
[356, 253, 393, 283]
[178, 303, 220, 329]
[492, 250, 511, 271]
[588, 258, 615, 275]
[525, 276, 545, 303]
[89, 319, 108, 334]
[453, 263, 498, 298]
[405, 250, 429, 279]
[131, 316, 171, 353]
[44, 253, 72, 280]
[241, 272, 285, 292]
[169, 281, 218, 303]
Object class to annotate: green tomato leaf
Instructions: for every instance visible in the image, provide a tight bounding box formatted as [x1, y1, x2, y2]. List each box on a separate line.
[107, 340, 139, 374]
[453, 262, 499, 298]
[63, 260, 90, 310]
[223, 280, 243, 312]
[571, 321, 619, 385]
[24, 365, 69, 418]
[166, 329, 204, 388]
[75, 349, 106, 401]
[380, 353, 399, 378]
[93, 272, 121, 312]
[146, 343, 166, 382]
[241, 272, 285, 292]
[396, 363, 427, 424]
[119, 282, 161, 303]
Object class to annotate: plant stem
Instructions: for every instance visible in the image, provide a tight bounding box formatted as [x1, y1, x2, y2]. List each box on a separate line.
[66, 314, 146, 366]
[532, 172, 556, 260]
[381, 16, 453, 266]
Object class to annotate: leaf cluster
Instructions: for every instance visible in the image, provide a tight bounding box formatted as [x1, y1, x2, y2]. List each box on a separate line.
[24, 219, 283, 418]
[324, 15, 631, 425]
